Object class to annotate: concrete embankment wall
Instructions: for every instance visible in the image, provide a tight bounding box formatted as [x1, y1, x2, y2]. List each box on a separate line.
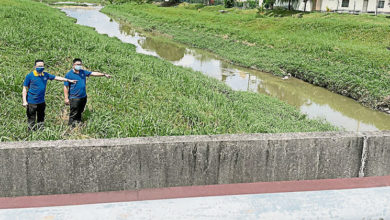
[0, 131, 389, 197]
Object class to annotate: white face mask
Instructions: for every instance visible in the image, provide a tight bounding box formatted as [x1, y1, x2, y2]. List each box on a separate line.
[74, 65, 82, 71]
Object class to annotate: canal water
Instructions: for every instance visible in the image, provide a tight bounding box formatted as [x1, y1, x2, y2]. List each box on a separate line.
[60, 6, 390, 131]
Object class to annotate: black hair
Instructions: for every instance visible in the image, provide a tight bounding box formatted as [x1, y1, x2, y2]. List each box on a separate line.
[34, 59, 44, 65]
[73, 58, 82, 64]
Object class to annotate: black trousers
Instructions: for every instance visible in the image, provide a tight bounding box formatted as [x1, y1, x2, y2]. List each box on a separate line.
[26, 102, 46, 130]
[69, 97, 87, 126]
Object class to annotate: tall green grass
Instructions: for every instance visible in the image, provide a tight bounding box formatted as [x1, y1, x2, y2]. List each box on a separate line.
[32, 0, 103, 3]
[0, 0, 336, 142]
[102, 4, 390, 110]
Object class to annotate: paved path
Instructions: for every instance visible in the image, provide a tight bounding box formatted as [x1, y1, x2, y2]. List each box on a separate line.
[1, 176, 389, 219]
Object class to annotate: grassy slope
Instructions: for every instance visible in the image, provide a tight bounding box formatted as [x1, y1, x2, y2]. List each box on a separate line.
[33, 0, 103, 3]
[102, 4, 390, 110]
[0, 0, 336, 142]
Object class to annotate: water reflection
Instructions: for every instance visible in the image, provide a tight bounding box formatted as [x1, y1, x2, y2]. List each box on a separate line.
[60, 7, 390, 131]
[141, 38, 185, 61]
[120, 24, 186, 61]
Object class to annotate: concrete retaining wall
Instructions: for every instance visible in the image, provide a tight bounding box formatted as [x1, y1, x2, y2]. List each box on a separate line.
[0, 131, 389, 197]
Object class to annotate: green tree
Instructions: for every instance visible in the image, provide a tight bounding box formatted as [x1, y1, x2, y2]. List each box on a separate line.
[263, 0, 275, 9]
[224, 0, 234, 8]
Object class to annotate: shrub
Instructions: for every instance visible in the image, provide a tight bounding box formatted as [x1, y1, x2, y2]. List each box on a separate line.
[247, 0, 258, 9]
[224, 0, 234, 8]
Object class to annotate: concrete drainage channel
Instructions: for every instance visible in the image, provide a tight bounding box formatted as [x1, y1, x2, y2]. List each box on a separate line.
[0, 131, 389, 197]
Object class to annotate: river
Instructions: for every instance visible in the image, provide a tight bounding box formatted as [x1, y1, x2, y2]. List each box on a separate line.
[60, 6, 390, 131]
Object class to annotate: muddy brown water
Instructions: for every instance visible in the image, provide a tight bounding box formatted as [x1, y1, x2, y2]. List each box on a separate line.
[60, 6, 390, 131]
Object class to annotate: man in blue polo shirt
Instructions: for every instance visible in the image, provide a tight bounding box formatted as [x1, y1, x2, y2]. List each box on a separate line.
[64, 58, 111, 127]
[22, 59, 77, 130]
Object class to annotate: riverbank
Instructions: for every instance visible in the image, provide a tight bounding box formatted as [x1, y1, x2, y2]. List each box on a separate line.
[102, 4, 390, 111]
[34, 0, 102, 4]
[0, 0, 336, 142]
[34, 0, 102, 7]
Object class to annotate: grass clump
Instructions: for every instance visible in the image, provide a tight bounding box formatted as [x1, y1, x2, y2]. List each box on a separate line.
[102, 3, 390, 110]
[0, 0, 336, 142]
[257, 7, 305, 17]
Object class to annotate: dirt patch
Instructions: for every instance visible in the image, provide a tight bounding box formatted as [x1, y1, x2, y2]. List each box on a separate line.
[242, 40, 256, 46]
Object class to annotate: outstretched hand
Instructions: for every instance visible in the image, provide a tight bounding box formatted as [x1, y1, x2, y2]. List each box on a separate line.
[68, 79, 78, 84]
[104, 74, 112, 78]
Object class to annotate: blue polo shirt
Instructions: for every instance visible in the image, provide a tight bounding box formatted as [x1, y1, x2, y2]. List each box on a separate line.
[64, 69, 92, 99]
[23, 71, 56, 104]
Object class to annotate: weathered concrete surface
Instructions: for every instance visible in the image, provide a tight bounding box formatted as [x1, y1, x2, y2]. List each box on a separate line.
[362, 131, 390, 176]
[0, 131, 389, 197]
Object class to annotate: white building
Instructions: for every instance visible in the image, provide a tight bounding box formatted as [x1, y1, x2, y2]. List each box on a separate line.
[259, 0, 390, 13]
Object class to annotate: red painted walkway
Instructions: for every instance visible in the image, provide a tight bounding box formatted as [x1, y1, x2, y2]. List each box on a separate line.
[1, 176, 390, 209]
